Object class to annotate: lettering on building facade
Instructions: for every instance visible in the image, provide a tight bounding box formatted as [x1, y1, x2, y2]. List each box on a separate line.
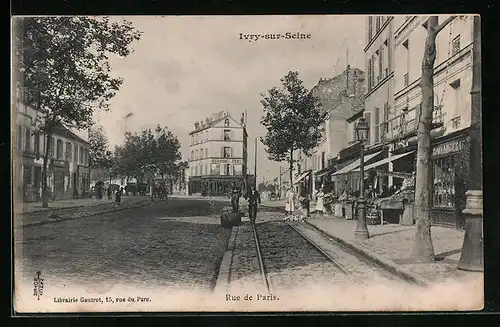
[211, 158, 243, 164]
[432, 138, 467, 158]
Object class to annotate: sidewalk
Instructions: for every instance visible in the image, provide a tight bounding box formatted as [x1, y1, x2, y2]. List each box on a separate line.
[16, 197, 115, 214]
[15, 196, 151, 228]
[306, 216, 476, 285]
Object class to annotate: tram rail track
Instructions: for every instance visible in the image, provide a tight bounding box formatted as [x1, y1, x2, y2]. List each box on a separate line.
[250, 219, 409, 293]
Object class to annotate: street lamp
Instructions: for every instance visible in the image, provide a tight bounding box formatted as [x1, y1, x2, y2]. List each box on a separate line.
[354, 116, 370, 240]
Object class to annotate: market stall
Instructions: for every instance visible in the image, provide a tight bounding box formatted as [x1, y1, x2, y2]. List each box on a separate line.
[368, 170, 415, 225]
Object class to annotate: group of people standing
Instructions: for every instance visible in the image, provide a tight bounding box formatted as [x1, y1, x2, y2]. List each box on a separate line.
[230, 183, 261, 224]
[284, 185, 326, 221]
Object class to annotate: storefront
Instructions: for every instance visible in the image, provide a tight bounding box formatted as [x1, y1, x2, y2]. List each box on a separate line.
[189, 175, 246, 196]
[77, 165, 90, 198]
[331, 150, 383, 197]
[430, 132, 470, 229]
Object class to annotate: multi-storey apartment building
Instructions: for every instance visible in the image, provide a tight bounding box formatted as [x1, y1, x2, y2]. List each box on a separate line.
[187, 110, 248, 196]
[327, 15, 474, 229]
[294, 66, 365, 196]
[386, 15, 474, 228]
[13, 87, 91, 203]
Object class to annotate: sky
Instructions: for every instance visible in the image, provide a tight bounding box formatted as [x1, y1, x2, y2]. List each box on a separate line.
[97, 15, 366, 182]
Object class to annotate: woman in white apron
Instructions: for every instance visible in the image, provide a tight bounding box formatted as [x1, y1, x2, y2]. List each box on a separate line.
[285, 188, 296, 220]
[315, 188, 325, 214]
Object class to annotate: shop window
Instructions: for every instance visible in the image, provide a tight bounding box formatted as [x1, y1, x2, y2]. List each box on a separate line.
[433, 157, 456, 208]
[23, 165, 32, 185]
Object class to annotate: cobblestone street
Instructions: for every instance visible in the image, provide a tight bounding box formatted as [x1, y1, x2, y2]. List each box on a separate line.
[15, 197, 232, 293]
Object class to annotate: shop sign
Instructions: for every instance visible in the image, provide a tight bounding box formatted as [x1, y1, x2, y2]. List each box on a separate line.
[432, 138, 467, 157]
[211, 158, 243, 164]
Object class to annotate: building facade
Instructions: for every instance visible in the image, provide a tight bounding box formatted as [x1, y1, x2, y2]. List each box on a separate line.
[187, 110, 248, 196]
[387, 15, 474, 228]
[321, 15, 474, 229]
[13, 87, 91, 203]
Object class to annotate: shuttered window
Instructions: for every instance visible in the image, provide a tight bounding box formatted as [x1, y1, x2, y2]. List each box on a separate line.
[383, 103, 390, 134]
[374, 107, 380, 144]
[379, 46, 383, 79]
[368, 17, 373, 41]
[365, 112, 371, 145]
[367, 58, 372, 91]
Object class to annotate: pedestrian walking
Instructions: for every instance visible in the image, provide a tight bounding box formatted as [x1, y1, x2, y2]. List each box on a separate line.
[244, 186, 261, 224]
[315, 187, 325, 214]
[284, 187, 296, 221]
[298, 189, 310, 220]
[230, 183, 242, 213]
[115, 187, 122, 204]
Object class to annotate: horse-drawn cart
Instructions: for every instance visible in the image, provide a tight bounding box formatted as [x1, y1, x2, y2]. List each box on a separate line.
[151, 178, 168, 201]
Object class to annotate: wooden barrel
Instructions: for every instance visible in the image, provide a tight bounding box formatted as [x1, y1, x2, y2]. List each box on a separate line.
[220, 212, 242, 228]
[367, 213, 380, 225]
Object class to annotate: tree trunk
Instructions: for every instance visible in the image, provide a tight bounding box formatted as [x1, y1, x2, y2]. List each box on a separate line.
[42, 131, 52, 208]
[289, 148, 294, 187]
[413, 16, 454, 262]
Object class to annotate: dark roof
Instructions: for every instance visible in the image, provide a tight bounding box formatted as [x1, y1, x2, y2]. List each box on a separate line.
[189, 113, 243, 135]
[52, 123, 89, 144]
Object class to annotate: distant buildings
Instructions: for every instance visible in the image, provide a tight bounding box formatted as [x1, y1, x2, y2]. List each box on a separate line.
[13, 86, 91, 203]
[187, 110, 249, 196]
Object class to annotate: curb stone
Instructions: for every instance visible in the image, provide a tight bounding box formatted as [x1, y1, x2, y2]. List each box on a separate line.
[19, 200, 152, 228]
[304, 220, 433, 288]
[213, 225, 239, 294]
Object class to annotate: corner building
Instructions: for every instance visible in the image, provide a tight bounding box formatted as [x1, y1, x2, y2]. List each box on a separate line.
[187, 111, 248, 196]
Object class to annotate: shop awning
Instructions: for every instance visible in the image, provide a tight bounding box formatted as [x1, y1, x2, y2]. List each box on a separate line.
[352, 150, 415, 172]
[293, 170, 311, 184]
[315, 165, 335, 178]
[331, 151, 382, 176]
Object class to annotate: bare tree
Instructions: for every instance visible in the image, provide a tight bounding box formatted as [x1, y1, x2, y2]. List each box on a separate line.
[413, 15, 457, 262]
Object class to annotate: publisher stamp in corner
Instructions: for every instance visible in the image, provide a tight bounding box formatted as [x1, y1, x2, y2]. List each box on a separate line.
[33, 271, 44, 300]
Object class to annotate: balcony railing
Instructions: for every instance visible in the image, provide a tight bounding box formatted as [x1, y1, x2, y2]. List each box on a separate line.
[381, 104, 444, 143]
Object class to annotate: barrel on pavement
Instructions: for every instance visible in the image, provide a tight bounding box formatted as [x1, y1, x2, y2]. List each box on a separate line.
[220, 207, 242, 228]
